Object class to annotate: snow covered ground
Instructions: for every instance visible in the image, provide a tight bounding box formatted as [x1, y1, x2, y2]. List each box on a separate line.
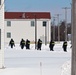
[0, 42, 71, 75]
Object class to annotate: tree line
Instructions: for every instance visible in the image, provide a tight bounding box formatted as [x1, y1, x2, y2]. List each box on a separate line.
[51, 21, 71, 41]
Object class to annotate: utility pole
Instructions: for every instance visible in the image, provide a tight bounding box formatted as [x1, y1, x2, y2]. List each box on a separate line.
[34, 14, 37, 49]
[45, 22, 47, 45]
[56, 14, 61, 42]
[71, 0, 76, 75]
[70, 3, 72, 44]
[62, 7, 70, 41]
[52, 17, 56, 41]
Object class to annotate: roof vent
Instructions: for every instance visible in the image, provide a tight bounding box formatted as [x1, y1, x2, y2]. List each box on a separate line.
[22, 13, 25, 18]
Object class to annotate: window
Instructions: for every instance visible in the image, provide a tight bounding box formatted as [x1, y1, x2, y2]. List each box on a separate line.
[43, 21, 47, 27]
[31, 21, 34, 27]
[0, 0, 1, 5]
[7, 32, 11, 38]
[7, 21, 11, 27]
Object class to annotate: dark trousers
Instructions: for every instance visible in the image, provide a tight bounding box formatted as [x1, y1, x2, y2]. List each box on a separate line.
[37, 44, 41, 50]
[21, 45, 24, 49]
[63, 47, 67, 52]
[11, 45, 13, 48]
[50, 46, 54, 51]
[26, 44, 30, 49]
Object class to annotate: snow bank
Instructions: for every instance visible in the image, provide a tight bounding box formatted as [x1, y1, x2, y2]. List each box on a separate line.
[61, 60, 71, 75]
[0, 41, 71, 75]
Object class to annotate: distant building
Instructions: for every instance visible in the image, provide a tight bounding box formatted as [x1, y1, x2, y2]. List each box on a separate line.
[0, 0, 4, 68]
[5, 12, 51, 44]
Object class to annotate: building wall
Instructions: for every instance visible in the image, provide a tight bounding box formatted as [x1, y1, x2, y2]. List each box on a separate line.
[4, 19, 51, 44]
[37, 19, 51, 43]
[0, 0, 4, 68]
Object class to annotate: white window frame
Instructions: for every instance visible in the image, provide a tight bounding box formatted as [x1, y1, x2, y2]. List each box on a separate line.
[31, 21, 34, 27]
[43, 21, 47, 27]
[7, 21, 11, 27]
[7, 32, 11, 38]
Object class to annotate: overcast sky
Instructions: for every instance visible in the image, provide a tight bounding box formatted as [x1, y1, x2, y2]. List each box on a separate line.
[5, 0, 71, 23]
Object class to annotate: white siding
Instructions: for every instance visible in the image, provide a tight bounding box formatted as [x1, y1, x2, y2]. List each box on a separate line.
[48, 20, 51, 42]
[0, 0, 4, 68]
[5, 19, 51, 44]
[37, 20, 51, 43]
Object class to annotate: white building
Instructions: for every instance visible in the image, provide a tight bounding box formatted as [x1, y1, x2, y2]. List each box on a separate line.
[0, 0, 4, 68]
[5, 12, 51, 44]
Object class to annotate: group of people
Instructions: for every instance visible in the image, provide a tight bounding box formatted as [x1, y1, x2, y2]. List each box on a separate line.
[9, 38, 30, 49]
[9, 38, 68, 52]
[20, 39, 30, 49]
[9, 38, 42, 50]
[49, 40, 67, 52]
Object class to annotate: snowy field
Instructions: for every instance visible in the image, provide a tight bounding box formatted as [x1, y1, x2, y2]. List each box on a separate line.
[0, 41, 71, 75]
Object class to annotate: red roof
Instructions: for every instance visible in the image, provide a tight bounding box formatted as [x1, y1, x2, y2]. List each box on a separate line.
[5, 12, 51, 19]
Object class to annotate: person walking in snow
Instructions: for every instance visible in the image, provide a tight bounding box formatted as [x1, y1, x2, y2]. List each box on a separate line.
[49, 40, 55, 51]
[25, 39, 30, 49]
[20, 38, 25, 49]
[9, 38, 15, 48]
[37, 39, 42, 50]
[62, 41, 67, 52]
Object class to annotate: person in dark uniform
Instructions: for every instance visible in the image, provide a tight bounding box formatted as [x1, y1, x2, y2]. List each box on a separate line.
[62, 41, 67, 52]
[26, 39, 30, 49]
[37, 39, 42, 50]
[20, 38, 25, 49]
[9, 38, 15, 48]
[49, 40, 55, 51]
